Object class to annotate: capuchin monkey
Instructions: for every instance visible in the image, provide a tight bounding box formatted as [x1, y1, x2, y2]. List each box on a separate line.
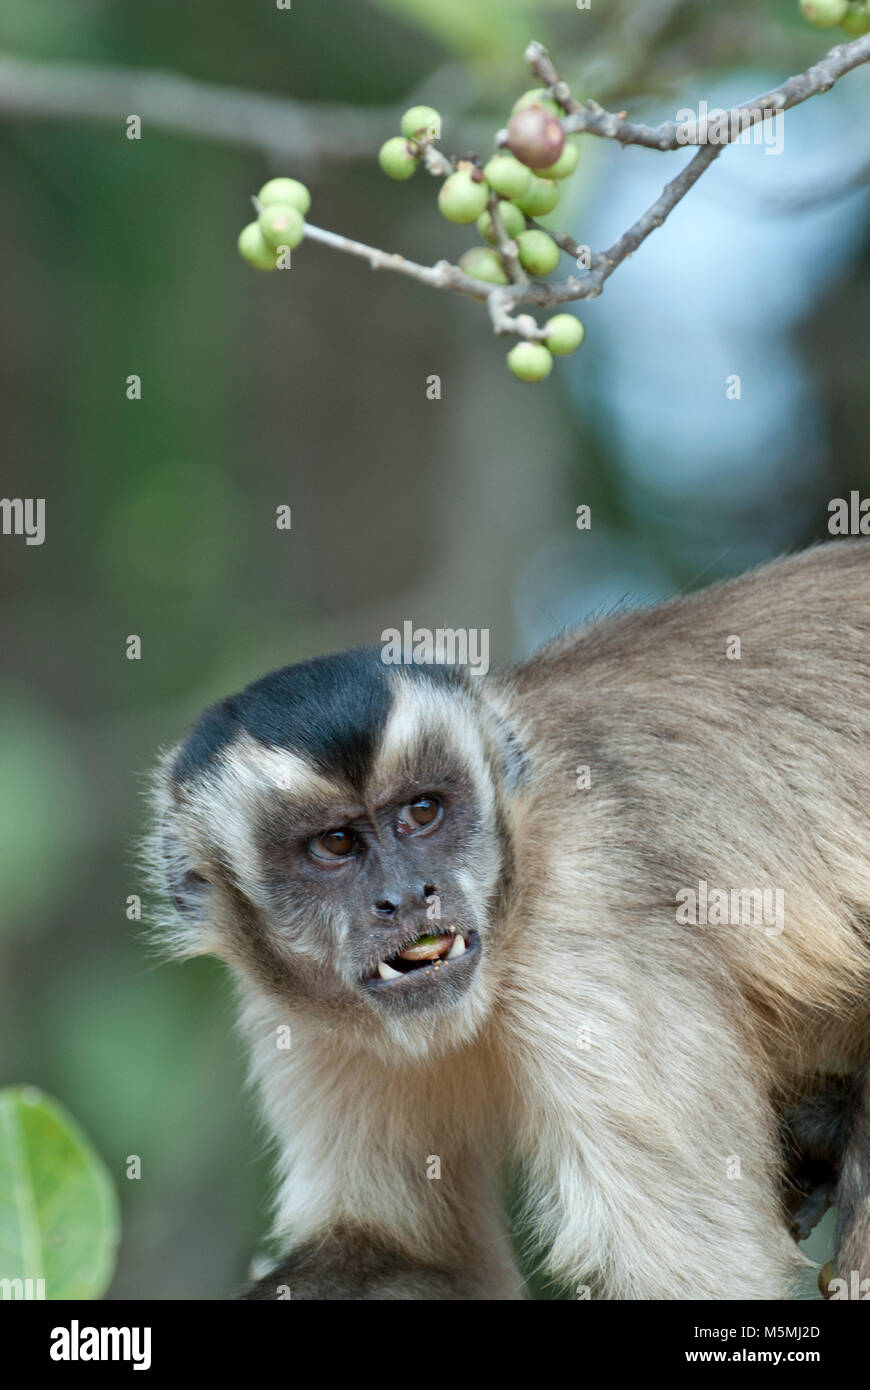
[150, 540, 870, 1300]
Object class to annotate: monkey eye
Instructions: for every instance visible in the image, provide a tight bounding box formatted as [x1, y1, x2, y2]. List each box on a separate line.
[308, 828, 359, 861]
[396, 796, 442, 836]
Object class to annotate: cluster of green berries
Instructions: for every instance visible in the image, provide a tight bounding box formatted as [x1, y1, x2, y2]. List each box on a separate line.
[378, 94, 578, 266]
[799, 0, 870, 34]
[378, 106, 444, 179]
[379, 92, 585, 381]
[506, 316, 586, 381]
[238, 178, 311, 271]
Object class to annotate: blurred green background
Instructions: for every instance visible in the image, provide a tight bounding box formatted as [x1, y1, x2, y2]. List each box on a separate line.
[1, 0, 867, 1297]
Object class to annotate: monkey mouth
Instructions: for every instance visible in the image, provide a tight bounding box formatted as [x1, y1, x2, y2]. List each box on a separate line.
[364, 929, 480, 996]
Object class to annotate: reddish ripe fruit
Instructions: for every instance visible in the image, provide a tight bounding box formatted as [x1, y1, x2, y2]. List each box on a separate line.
[507, 103, 566, 170]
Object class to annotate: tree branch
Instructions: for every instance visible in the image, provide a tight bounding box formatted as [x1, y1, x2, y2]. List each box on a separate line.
[485, 189, 528, 287]
[575, 142, 723, 301]
[304, 140, 720, 332]
[302, 224, 490, 300]
[299, 33, 870, 339]
[527, 33, 870, 151]
[8, 30, 868, 343]
[0, 50, 488, 164]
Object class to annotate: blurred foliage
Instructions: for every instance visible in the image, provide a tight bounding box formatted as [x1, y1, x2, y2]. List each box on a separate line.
[370, 0, 563, 63]
[0, 1087, 119, 1298]
[0, 698, 90, 930]
[0, 0, 867, 1299]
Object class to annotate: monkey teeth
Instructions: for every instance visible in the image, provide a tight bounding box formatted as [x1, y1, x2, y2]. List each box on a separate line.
[447, 933, 466, 959]
[372, 930, 469, 982]
[397, 933, 454, 963]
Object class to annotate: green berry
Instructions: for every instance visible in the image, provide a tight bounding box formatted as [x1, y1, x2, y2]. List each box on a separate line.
[515, 177, 560, 218]
[507, 342, 553, 382]
[512, 88, 561, 117]
[258, 204, 305, 250]
[238, 222, 278, 271]
[533, 139, 580, 181]
[459, 247, 509, 285]
[438, 169, 490, 223]
[258, 178, 311, 215]
[477, 201, 526, 243]
[800, 0, 848, 24]
[841, 1, 870, 32]
[379, 137, 419, 180]
[544, 314, 585, 355]
[516, 230, 560, 277]
[401, 105, 442, 141]
[483, 153, 533, 200]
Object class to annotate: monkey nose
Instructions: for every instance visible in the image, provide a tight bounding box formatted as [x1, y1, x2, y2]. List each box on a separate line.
[371, 884, 437, 919]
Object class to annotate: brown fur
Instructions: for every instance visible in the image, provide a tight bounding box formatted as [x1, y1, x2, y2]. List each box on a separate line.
[153, 541, 870, 1299]
[239, 1225, 486, 1300]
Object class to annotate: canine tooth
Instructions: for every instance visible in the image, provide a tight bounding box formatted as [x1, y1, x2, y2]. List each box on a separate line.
[447, 933, 466, 960]
[377, 960, 402, 980]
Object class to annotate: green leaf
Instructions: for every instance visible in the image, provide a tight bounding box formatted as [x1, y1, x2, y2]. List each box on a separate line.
[0, 1087, 120, 1299]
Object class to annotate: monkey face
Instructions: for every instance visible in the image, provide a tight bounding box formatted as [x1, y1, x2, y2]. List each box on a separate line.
[155, 649, 521, 1049]
[255, 774, 489, 1016]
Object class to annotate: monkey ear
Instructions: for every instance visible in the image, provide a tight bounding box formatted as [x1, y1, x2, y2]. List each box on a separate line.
[486, 706, 530, 796]
[154, 815, 218, 958]
[147, 755, 217, 956]
[162, 821, 211, 920]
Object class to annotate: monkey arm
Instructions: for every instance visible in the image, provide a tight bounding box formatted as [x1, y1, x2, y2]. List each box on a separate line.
[235, 1177, 524, 1301]
[237, 1226, 494, 1300]
[780, 1065, 870, 1284]
[501, 925, 805, 1299]
[780, 1075, 852, 1242]
[235, 996, 524, 1301]
[797, 1062, 870, 1283]
[788, 1184, 836, 1243]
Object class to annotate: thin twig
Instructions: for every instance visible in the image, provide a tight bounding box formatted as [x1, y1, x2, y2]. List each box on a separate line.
[302, 224, 489, 300]
[487, 292, 545, 339]
[420, 143, 454, 178]
[577, 143, 723, 299]
[304, 142, 720, 331]
[524, 219, 587, 262]
[486, 191, 527, 286]
[524, 41, 583, 116]
[0, 50, 489, 164]
[528, 33, 870, 151]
